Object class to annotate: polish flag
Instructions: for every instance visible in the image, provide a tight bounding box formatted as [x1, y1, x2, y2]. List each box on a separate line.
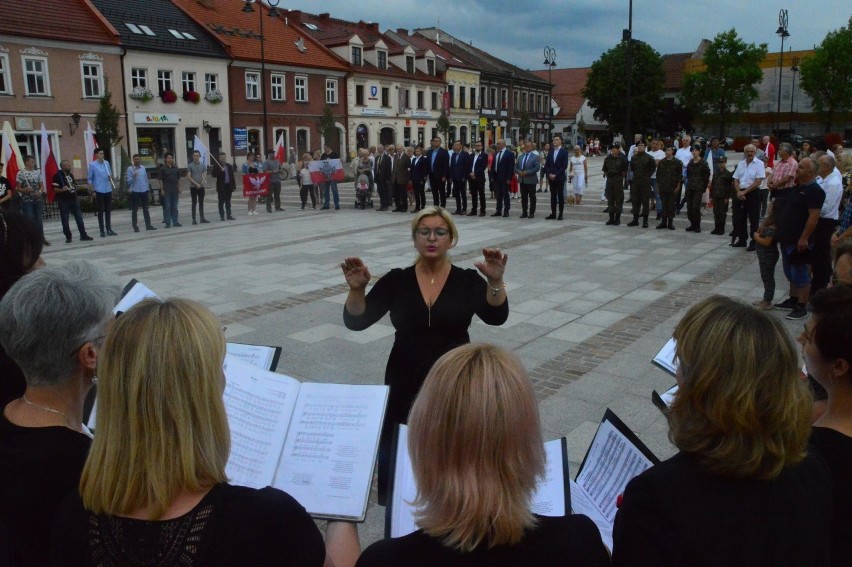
[84, 122, 98, 166]
[1, 121, 23, 191]
[40, 124, 60, 203]
[274, 133, 285, 165]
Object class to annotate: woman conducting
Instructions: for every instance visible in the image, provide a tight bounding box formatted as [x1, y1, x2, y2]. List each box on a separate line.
[356, 343, 610, 566]
[51, 298, 359, 567]
[802, 285, 852, 566]
[341, 206, 509, 503]
[612, 295, 832, 566]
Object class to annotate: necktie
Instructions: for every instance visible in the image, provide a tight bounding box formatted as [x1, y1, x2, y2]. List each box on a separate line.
[452, 154, 457, 167]
[497, 150, 503, 167]
[431, 150, 437, 168]
[224, 166, 230, 184]
[522, 154, 528, 169]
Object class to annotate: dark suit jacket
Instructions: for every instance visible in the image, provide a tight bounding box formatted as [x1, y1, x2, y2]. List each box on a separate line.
[490, 148, 516, 185]
[426, 147, 449, 180]
[376, 154, 393, 183]
[468, 152, 488, 180]
[449, 151, 470, 182]
[212, 163, 236, 193]
[545, 146, 569, 182]
[410, 155, 428, 184]
[392, 153, 411, 185]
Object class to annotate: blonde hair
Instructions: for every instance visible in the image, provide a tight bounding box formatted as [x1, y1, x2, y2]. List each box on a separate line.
[669, 296, 811, 480]
[408, 343, 545, 551]
[409, 206, 459, 263]
[80, 298, 230, 519]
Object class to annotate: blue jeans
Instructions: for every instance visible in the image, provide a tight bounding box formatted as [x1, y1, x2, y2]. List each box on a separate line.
[19, 199, 44, 237]
[651, 179, 662, 214]
[58, 199, 88, 239]
[323, 182, 339, 208]
[163, 190, 180, 225]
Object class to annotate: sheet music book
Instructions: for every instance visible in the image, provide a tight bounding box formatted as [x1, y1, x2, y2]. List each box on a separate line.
[114, 279, 158, 315]
[651, 384, 679, 413]
[224, 357, 389, 521]
[226, 342, 282, 372]
[386, 424, 570, 538]
[651, 337, 678, 376]
[572, 409, 660, 551]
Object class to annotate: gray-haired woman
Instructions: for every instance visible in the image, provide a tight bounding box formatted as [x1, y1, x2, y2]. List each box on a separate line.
[0, 262, 118, 566]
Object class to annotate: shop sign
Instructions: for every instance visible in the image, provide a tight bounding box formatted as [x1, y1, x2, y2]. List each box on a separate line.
[134, 112, 180, 125]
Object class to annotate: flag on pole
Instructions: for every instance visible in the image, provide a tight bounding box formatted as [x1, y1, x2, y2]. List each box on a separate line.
[84, 122, 98, 167]
[242, 172, 270, 197]
[193, 135, 210, 167]
[274, 133, 285, 165]
[40, 124, 60, 203]
[1, 121, 23, 191]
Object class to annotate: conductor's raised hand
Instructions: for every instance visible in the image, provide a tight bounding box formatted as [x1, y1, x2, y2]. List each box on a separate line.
[341, 257, 371, 291]
[474, 247, 508, 283]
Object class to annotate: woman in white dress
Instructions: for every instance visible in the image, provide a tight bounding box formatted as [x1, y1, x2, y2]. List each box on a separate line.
[569, 145, 588, 205]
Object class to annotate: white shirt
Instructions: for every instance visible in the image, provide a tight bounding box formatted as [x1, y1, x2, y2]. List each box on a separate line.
[649, 150, 665, 178]
[732, 158, 765, 189]
[817, 168, 843, 220]
[675, 147, 692, 174]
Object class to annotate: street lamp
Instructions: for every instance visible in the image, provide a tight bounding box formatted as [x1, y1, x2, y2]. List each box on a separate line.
[543, 46, 556, 136]
[774, 8, 789, 137]
[243, 0, 280, 156]
[789, 54, 799, 130]
[624, 0, 634, 148]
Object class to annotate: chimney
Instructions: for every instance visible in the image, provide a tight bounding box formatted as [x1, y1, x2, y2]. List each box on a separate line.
[197, 0, 215, 7]
[397, 28, 408, 36]
[319, 13, 330, 20]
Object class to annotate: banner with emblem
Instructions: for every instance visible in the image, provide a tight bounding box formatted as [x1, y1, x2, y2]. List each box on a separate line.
[308, 159, 345, 185]
[242, 172, 270, 196]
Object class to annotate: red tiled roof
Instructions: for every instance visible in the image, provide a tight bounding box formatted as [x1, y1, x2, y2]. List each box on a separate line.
[0, 0, 120, 45]
[531, 68, 589, 118]
[390, 32, 478, 72]
[661, 53, 692, 91]
[172, 0, 348, 71]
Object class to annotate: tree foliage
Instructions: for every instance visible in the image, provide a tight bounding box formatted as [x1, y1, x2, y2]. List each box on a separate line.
[583, 40, 664, 138]
[94, 77, 122, 160]
[437, 110, 451, 145]
[679, 29, 767, 137]
[518, 111, 531, 140]
[799, 16, 852, 132]
[318, 105, 337, 145]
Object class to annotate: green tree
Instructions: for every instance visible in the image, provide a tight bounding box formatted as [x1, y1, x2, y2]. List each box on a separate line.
[583, 40, 664, 138]
[437, 110, 451, 145]
[799, 16, 852, 132]
[517, 111, 531, 141]
[94, 77, 122, 161]
[318, 104, 337, 144]
[679, 29, 767, 138]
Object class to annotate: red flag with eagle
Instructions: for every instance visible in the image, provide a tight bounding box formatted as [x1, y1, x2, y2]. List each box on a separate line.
[308, 159, 345, 185]
[242, 172, 270, 197]
[40, 123, 59, 203]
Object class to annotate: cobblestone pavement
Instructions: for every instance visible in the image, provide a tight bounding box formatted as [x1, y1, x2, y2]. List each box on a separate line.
[39, 152, 806, 545]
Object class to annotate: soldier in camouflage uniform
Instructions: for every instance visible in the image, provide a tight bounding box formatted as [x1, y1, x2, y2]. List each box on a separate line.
[655, 145, 682, 230]
[709, 156, 735, 235]
[602, 143, 628, 225]
[627, 141, 656, 228]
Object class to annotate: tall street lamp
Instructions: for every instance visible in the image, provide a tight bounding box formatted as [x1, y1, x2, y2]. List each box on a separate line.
[774, 8, 789, 137]
[789, 54, 799, 131]
[623, 0, 634, 148]
[543, 46, 556, 137]
[243, 0, 280, 156]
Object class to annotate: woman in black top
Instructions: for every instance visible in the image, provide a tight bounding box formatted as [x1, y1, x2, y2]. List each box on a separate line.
[801, 285, 852, 566]
[356, 343, 610, 567]
[341, 206, 509, 503]
[612, 295, 832, 566]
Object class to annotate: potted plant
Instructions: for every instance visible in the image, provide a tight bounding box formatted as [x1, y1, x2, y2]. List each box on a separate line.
[129, 86, 154, 102]
[204, 88, 223, 104]
[161, 89, 178, 103]
[183, 90, 201, 104]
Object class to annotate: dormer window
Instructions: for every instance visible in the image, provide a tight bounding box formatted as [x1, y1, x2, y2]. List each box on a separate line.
[377, 50, 387, 70]
[426, 59, 435, 76]
[351, 45, 362, 66]
[406, 56, 414, 74]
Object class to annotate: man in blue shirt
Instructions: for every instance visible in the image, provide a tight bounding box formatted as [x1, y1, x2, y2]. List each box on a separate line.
[127, 154, 155, 233]
[87, 149, 117, 237]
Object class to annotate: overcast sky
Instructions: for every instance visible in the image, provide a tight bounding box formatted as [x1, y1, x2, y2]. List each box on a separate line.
[279, 1, 849, 69]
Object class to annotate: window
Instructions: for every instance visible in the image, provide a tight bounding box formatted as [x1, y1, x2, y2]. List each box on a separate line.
[514, 91, 519, 111]
[417, 90, 424, 109]
[182, 71, 196, 93]
[138, 25, 155, 36]
[0, 54, 10, 94]
[355, 84, 365, 105]
[537, 94, 542, 113]
[427, 59, 434, 76]
[204, 73, 217, 93]
[431, 92, 438, 110]
[470, 87, 476, 109]
[501, 89, 507, 109]
[403, 89, 410, 109]
[131, 67, 148, 89]
[480, 86, 486, 108]
[168, 29, 197, 40]
[157, 70, 173, 93]
[245, 71, 259, 100]
[351, 46, 362, 66]
[528, 93, 534, 112]
[447, 85, 455, 108]
[521, 92, 527, 112]
[377, 50, 387, 70]
[544, 96, 550, 114]
[459, 87, 466, 109]
[431, 127, 438, 141]
[81, 62, 103, 98]
[326, 79, 337, 104]
[23, 57, 49, 96]
[381, 87, 389, 107]
[295, 76, 307, 102]
[489, 88, 496, 108]
[406, 56, 414, 74]
[271, 73, 285, 101]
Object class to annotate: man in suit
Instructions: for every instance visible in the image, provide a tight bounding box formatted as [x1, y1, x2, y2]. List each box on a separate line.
[467, 141, 488, 216]
[374, 145, 392, 211]
[545, 134, 569, 220]
[392, 144, 411, 212]
[449, 141, 470, 214]
[489, 139, 515, 217]
[426, 136, 450, 207]
[409, 146, 428, 212]
[515, 140, 540, 218]
[211, 151, 236, 221]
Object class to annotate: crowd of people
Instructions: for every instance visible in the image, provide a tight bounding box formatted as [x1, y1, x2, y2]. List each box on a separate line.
[0, 198, 851, 565]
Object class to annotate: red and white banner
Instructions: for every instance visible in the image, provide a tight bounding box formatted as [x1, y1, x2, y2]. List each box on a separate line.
[308, 159, 345, 185]
[84, 122, 98, 167]
[40, 124, 59, 203]
[242, 172, 270, 196]
[1, 121, 22, 191]
[274, 133, 286, 165]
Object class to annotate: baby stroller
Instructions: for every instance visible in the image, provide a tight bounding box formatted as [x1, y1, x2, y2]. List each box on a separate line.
[355, 173, 374, 209]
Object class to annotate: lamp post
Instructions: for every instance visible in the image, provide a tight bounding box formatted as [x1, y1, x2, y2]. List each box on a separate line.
[623, 0, 633, 148]
[789, 54, 799, 131]
[774, 8, 789, 137]
[243, 0, 280, 156]
[543, 46, 556, 138]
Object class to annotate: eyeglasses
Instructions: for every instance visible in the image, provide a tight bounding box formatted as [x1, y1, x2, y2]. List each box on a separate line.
[416, 227, 450, 239]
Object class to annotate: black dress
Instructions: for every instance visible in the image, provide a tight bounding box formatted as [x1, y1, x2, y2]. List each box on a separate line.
[51, 483, 325, 567]
[355, 514, 610, 567]
[343, 265, 508, 500]
[810, 426, 852, 566]
[0, 406, 91, 567]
